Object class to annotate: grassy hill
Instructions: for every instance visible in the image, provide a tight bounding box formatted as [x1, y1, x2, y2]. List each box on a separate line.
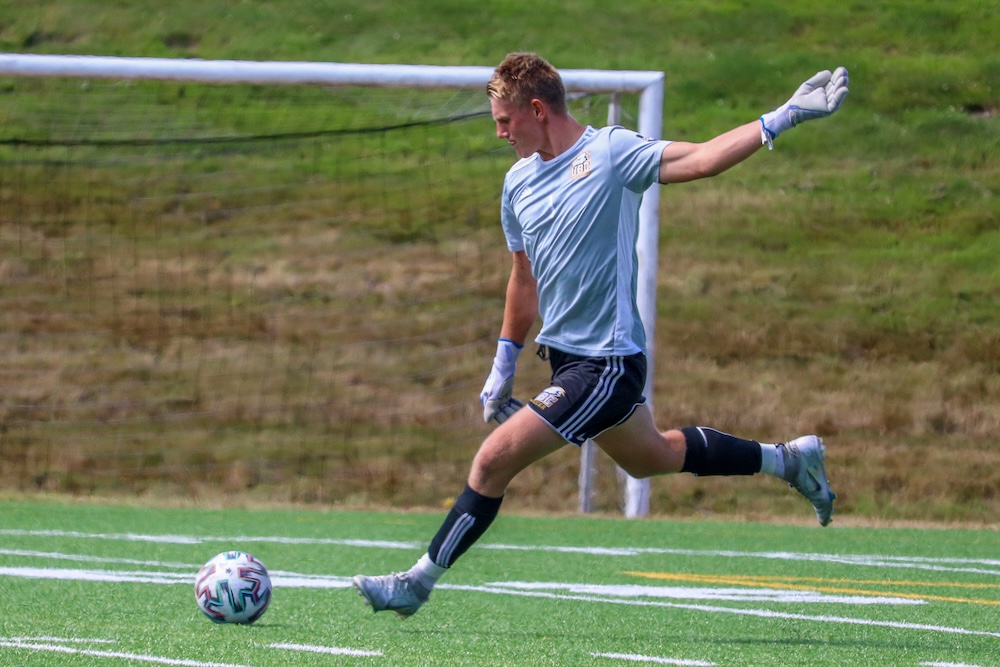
[1, 1, 998, 523]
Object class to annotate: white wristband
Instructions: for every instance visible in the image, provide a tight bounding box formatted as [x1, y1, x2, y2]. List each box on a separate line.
[493, 338, 523, 374]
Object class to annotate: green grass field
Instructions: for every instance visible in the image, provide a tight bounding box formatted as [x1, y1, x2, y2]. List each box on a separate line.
[2, 1, 1000, 521]
[0, 9, 997, 666]
[1, 499, 998, 666]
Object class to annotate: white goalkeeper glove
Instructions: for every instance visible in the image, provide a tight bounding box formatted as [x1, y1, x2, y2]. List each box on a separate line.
[760, 66, 849, 149]
[480, 338, 524, 425]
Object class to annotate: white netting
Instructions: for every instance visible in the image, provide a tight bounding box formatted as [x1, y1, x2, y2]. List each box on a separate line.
[0, 71, 641, 508]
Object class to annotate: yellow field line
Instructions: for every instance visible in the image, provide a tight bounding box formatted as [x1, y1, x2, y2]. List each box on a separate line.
[624, 571, 1000, 607]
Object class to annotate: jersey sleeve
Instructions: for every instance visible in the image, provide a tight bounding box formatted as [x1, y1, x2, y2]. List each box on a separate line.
[607, 126, 671, 193]
[499, 177, 525, 253]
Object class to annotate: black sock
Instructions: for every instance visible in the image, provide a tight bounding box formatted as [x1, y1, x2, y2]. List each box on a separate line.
[680, 426, 762, 476]
[428, 485, 504, 568]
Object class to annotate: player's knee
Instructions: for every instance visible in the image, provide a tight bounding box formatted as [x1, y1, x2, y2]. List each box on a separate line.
[470, 450, 497, 480]
[468, 442, 511, 492]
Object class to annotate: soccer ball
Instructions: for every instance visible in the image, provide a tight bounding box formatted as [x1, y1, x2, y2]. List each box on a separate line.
[194, 550, 272, 624]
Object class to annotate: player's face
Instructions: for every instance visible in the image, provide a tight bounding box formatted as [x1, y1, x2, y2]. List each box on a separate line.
[490, 97, 544, 159]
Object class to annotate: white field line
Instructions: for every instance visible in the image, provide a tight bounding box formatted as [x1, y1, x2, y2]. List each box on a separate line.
[0, 529, 204, 544]
[2, 528, 998, 577]
[0, 562, 916, 607]
[0, 638, 250, 667]
[0, 566, 195, 584]
[1, 562, 997, 642]
[0, 564, 922, 605]
[592, 653, 715, 666]
[0, 636, 383, 663]
[0, 548, 199, 569]
[489, 545, 1000, 577]
[0, 529, 415, 549]
[3, 636, 115, 644]
[269, 642, 382, 657]
[4, 529, 999, 650]
[496, 580, 923, 606]
[0, 565, 357, 589]
[449, 583, 1000, 640]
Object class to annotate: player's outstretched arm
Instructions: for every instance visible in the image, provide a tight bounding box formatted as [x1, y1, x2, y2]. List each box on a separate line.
[659, 121, 762, 184]
[659, 66, 849, 184]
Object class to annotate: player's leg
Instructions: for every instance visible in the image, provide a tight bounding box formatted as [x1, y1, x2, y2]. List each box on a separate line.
[533, 351, 826, 506]
[466, 404, 567, 496]
[591, 404, 685, 477]
[422, 407, 564, 575]
[353, 407, 565, 618]
[595, 406, 834, 526]
[594, 406, 762, 478]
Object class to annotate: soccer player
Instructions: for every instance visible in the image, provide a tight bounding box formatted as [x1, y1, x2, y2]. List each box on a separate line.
[354, 52, 849, 618]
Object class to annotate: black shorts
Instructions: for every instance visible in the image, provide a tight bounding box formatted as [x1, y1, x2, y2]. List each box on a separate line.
[527, 348, 647, 446]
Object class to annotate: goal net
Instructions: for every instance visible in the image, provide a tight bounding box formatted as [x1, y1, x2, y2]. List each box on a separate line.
[0, 55, 663, 515]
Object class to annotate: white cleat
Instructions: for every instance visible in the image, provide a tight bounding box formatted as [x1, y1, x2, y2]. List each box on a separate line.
[784, 435, 835, 527]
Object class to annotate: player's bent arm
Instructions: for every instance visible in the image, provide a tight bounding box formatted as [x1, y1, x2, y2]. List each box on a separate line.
[480, 250, 537, 424]
[500, 250, 539, 345]
[658, 121, 763, 184]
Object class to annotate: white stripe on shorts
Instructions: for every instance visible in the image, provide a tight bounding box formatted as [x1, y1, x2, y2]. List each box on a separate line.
[560, 356, 625, 443]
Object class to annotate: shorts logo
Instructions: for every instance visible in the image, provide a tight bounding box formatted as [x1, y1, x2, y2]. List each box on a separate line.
[569, 151, 591, 180]
[531, 386, 566, 410]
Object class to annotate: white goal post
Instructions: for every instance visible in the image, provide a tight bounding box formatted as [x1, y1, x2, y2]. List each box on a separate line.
[0, 53, 663, 517]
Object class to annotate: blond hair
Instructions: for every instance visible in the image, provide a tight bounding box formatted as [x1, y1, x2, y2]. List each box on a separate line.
[487, 53, 568, 115]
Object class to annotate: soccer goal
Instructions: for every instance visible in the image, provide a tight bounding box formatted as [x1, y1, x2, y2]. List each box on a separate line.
[0, 54, 663, 517]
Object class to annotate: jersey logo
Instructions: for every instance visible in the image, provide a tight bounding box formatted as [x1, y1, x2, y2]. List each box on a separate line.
[569, 151, 592, 180]
[531, 386, 566, 410]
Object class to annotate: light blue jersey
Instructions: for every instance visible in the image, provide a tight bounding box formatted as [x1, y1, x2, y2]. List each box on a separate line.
[500, 125, 670, 357]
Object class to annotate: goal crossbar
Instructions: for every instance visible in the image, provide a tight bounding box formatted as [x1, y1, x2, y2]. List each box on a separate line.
[0, 53, 663, 518]
[0, 53, 662, 93]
